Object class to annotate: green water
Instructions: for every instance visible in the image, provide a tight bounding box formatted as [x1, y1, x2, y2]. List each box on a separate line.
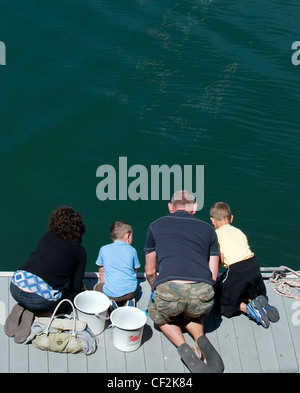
[0, 1, 299, 272]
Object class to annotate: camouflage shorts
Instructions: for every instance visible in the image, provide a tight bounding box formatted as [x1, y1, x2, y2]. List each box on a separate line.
[148, 281, 214, 325]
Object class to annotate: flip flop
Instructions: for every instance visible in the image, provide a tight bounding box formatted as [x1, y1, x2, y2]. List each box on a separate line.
[177, 343, 212, 373]
[4, 304, 25, 337]
[14, 309, 35, 344]
[196, 335, 224, 373]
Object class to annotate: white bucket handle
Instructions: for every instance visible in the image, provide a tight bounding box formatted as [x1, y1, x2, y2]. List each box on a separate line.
[95, 311, 110, 320]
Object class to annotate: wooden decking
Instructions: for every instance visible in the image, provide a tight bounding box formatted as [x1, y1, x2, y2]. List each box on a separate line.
[0, 271, 299, 373]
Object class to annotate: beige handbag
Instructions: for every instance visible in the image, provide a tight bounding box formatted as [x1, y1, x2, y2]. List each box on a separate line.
[32, 299, 92, 354]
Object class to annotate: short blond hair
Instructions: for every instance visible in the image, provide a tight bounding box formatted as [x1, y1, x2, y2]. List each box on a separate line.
[210, 202, 232, 221]
[110, 221, 132, 241]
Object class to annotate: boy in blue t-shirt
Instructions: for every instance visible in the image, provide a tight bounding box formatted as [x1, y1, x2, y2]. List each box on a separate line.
[94, 221, 140, 306]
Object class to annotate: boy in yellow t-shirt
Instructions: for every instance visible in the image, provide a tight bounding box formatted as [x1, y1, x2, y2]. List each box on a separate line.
[210, 202, 279, 328]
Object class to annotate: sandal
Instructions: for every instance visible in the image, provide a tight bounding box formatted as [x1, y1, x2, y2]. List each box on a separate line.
[177, 343, 211, 373]
[4, 304, 25, 337]
[14, 309, 35, 343]
[196, 335, 224, 373]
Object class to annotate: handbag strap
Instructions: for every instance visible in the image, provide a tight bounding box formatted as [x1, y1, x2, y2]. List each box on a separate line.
[43, 299, 77, 336]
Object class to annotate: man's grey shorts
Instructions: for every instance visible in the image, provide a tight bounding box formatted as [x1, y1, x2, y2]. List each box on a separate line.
[148, 281, 214, 325]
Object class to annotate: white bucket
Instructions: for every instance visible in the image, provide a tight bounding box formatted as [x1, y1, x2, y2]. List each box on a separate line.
[110, 306, 147, 352]
[74, 290, 110, 335]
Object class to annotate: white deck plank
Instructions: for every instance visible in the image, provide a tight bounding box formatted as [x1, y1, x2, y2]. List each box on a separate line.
[136, 278, 168, 373]
[142, 320, 166, 373]
[86, 327, 108, 372]
[7, 276, 31, 373]
[252, 322, 280, 373]
[282, 295, 300, 368]
[0, 276, 10, 373]
[160, 333, 187, 373]
[0, 327, 10, 373]
[67, 352, 88, 373]
[214, 314, 242, 373]
[125, 345, 147, 373]
[268, 294, 299, 373]
[233, 314, 262, 373]
[48, 351, 69, 373]
[28, 345, 49, 373]
[104, 326, 127, 373]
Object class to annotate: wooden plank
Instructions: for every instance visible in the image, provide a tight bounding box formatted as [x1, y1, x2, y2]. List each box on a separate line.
[9, 342, 29, 373]
[204, 303, 224, 372]
[143, 323, 166, 373]
[0, 277, 10, 373]
[252, 321, 279, 373]
[48, 351, 68, 373]
[86, 328, 108, 373]
[0, 326, 10, 373]
[7, 278, 30, 373]
[28, 344, 49, 373]
[251, 283, 280, 373]
[136, 280, 166, 373]
[233, 313, 262, 373]
[104, 325, 127, 372]
[67, 353, 87, 373]
[215, 315, 242, 373]
[125, 346, 147, 373]
[160, 333, 186, 373]
[266, 284, 299, 373]
[282, 295, 300, 370]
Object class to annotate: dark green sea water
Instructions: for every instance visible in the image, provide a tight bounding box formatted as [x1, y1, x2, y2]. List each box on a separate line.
[1, 1, 299, 272]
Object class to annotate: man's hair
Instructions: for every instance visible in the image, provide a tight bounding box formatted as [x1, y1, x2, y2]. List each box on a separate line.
[210, 202, 232, 221]
[171, 190, 195, 208]
[110, 221, 132, 241]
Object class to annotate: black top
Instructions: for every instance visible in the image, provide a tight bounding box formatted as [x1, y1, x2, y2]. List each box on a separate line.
[19, 231, 87, 293]
[144, 210, 219, 288]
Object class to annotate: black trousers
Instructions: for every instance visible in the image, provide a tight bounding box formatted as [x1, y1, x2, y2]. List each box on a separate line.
[214, 256, 266, 318]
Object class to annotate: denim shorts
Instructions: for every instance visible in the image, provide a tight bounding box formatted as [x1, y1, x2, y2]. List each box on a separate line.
[10, 282, 66, 313]
[148, 281, 214, 325]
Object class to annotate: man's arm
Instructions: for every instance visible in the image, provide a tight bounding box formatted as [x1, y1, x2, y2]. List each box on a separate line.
[208, 255, 219, 282]
[145, 251, 157, 291]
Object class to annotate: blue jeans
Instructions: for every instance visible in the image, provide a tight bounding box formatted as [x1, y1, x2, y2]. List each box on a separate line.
[10, 282, 72, 313]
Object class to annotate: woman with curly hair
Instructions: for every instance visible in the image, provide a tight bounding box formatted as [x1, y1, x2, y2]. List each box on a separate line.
[5, 206, 87, 343]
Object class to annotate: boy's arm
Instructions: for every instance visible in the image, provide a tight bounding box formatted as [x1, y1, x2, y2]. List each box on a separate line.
[133, 248, 141, 273]
[98, 266, 105, 284]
